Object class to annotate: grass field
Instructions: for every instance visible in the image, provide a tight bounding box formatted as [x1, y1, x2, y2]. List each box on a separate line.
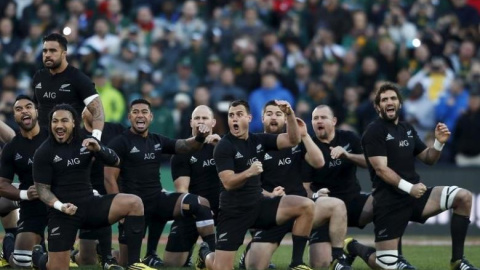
[70, 238, 480, 270]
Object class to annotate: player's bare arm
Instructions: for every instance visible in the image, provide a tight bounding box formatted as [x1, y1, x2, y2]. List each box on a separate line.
[416, 122, 451, 165]
[175, 123, 211, 154]
[219, 161, 263, 190]
[368, 156, 426, 198]
[298, 118, 324, 168]
[104, 166, 121, 194]
[86, 96, 105, 132]
[35, 182, 61, 207]
[0, 119, 15, 143]
[276, 100, 301, 148]
[174, 176, 190, 193]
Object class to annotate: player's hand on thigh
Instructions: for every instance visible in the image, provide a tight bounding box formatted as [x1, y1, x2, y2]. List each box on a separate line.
[62, 203, 78, 215]
[272, 186, 285, 197]
[27, 185, 39, 200]
[410, 183, 427, 198]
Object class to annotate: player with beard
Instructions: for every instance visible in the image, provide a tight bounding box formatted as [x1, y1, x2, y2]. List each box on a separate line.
[168, 105, 221, 267]
[104, 99, 217, 268]
[196, 100, 315, 270]
[239, 100, 351, 270]
[31, 104, 151, 270]
[347, 82, 478, 270]
[32, 33, 105, 141]
[302, 104, 416, 269]
[0, 95, 48, 268]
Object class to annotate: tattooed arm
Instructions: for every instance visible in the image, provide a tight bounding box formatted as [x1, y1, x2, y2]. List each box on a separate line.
[34, 183, 60, 207]
[175, 138, 204, 154]
[86, 96, 105, 132]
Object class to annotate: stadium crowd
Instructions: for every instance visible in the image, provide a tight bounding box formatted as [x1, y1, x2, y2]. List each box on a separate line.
[0, 0, 480, 165]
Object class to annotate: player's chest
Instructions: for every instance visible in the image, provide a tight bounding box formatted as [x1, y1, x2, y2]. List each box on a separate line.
[263, 147, 301, 168]
[34, 79, 76, 102]
[51, 147, 92, 170]
[384, 128, 415, 154]
[124, 141, 163, 163]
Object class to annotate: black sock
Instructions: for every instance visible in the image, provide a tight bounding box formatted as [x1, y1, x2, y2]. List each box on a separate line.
[97, 227, 113, 262]
[38, 254, 48, 270]
[2, 232, 14, 260]
[199, 245, 212, 261]
[146, 221, 165, 257]
[124, 216, 145, 265]
[202, 233, 216, 252]
[348, 241, 376, 264]
[291, 235, 309, 266]
[397, 238, 403, 256]
[451, 213, 470, 261]
[5, 227, 17, 237]
[332, 247, 343, 260]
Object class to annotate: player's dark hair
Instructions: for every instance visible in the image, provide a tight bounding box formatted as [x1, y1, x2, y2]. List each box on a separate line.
[374, 82, 403, 106]
[314, 104, 335, 117]
[15, 95, 36, 108]
[43, 33, 68, 51]
[48, 103, 82, 142]
[262, 100, 278, 115]
[230, 100, 250, 114]
[130, 98, 151, 110]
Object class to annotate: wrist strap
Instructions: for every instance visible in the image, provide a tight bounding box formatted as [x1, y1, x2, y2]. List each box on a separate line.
[19, 190, 29, 200]
[398, 179, 413, 194]
[433, 139, 444, 151]
[53, 201, 64, 211]
[92, 129, 102, 141]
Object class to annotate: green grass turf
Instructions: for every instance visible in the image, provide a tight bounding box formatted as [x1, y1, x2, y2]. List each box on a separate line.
[70, 243, 480, 270]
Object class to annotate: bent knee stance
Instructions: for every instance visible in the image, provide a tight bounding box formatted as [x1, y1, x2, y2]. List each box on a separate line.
[181, 194, 214, 227]
[376, 250, 398, 269]
[440, 186, 472, 211]
[13, 250, 32, 267]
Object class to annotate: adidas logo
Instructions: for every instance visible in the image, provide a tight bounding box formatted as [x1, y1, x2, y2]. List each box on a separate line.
[386, 133, 394, 141]
[235, 152, 243, 159]
[53, 155, 62, 163]
[130, 146, 140, 153]
[264, 153, 272, 160]
[15, 153, 23, 160]
[190, 156, 198, 164]
[35, 83, 42, 89]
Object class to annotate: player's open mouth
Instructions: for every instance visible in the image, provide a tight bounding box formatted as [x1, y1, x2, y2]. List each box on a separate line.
[55, 129, 65, 138]
[233, 124, 239, 131]
[136, 121, 145, 128]
[22, 115, 32, 125]
[386, 107, 395, 114]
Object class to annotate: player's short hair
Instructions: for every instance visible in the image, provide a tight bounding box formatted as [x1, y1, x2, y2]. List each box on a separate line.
[15, 95, 36, 108]
[130, 98, 151, 110]
[48, 103, 81, 140]
[229, 100, 250, 114]
[262, 100, 278, 115]
[374, 82, 403, 106]
[314, 104, 335, 117]
[43, 33, 68, 51]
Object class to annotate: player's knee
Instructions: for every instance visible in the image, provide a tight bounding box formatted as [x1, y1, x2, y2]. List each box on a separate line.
[300, 198, 315, 213]
[440, 186, 466, 211]
[125, 195, 144, 213]
[375, 250, 398, 269]
[13, 250, 32, 267]
[181, 194, 213, 226]
[453, 189, 472, 209]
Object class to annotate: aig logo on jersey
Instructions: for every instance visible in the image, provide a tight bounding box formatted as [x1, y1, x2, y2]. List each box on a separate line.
[144, 153, 155, 160]
[329, 159, 342, 168]
[67, 158, 80, 166]
[278, 157, 291, 166]
[246, 157, 258, 166]
[203, 158, 215, 167]
[43, 92, 56, 99]
[399, 140, 409, 147]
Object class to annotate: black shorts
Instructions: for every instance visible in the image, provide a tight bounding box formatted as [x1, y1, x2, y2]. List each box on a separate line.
[144, 191, 183, 224]
[18, 200, 48, 236]
[79, 226, 111, 240]
[165, 218, 198, 252]
[47, 194, 116, 252]
[373, 187, 432, 242]
[251, 219, 294, 244]
[309, 192, 370, 244]
[215, 196, 281, 251]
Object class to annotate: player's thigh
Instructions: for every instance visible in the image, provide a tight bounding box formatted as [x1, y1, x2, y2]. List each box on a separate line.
[47, 213, 79, 252]
[313, 197, 343, 227]
[213, 250, 237, 270]
[246, 242, 278, 270]
[276, 195, 312, 224]
[347, 193, 373, 227]
[165, 219, 198, 266]
[421, 186, 457, 219]
[15, 232, 42, 250]
[309, 242, 331, 268]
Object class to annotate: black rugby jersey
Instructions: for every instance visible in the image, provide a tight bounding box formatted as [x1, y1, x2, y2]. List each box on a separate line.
[107, 129, 177, 201]
[261, 142, 307, 197]
[213, 132, 278, 210]
[0, 128, 49, 190]
[33, 136, 114, 203]
[82, 122, 125, 194]
[32, 65, 97, 126]
[302, 130, 362, 202]
[362, 119, 426, 194]
[171, 144, 220, 212]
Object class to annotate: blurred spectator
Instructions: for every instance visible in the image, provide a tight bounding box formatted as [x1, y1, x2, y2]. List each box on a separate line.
[83, 17, 121, 58]
[259, 29, 284, 58]
[320, 58, 348, 102]
[156, 0, 181, 27]
[403, 83, 435, 141]
[185, 32, 209, 77]
[336, 86, 361, 133]
[376, 37, 406, 82]
[172, 92, 192, 138]
[451, 0, 480, 29]
[157, 26, 183, 73]
[235, 6, 266, 43]
[342, 10, 375, 53]
[1, 1, 23, 38]
[450, 40, 476, 79]
[408, 0, 435, 30]
[291, 59, 311, 95]
[409, 44, 430, 74]
[453, 89, 480, 166]
[103, 0, 131, 34]
[173, 1, 207, 48]
[140, 44, 167, 86]
[149, 91, 176, 139]
[248, 72, 295, 132]
[210, 67, 247, 107]
[130, 6, 164, 55]
[160, 58, 199, 107]
[20, 0, 46, 35]
[207, 9, 235, 61]
[92, 68, 126, 123]
[235, 53, 261, 94]
[259, 54, 298, 97]
[0, 17, 22, 60]
[65, 0, 89, 37]
[35, 2, 57, 35]
[202, 54, 223, 88]
[340, 50, 359, 85]
[0, 89, 16, 129]
[385, 6, 418, 48]
[408, 57, 455, 103]
[356, 81, 382, 134]
[313, 0, 352, 43]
